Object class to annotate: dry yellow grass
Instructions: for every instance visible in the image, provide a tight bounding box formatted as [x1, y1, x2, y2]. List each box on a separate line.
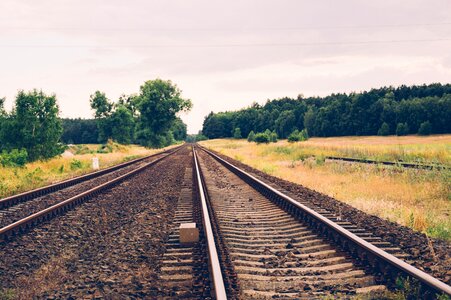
[0, 143, 179, 199]
[299, 135, 451, 165]
[200, 136, 451, 240]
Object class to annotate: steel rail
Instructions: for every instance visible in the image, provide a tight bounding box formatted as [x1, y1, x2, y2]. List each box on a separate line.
[0, 147, 181, 242]
[199, 145, 451, 297]
[193, 147, 228, 300]
[0, 146, 182, 209]
[324, 156, 449, 170]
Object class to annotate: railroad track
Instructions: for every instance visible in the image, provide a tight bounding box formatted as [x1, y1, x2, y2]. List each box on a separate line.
[0, 146, 179, 210]
[324, 156, 449, 170]
[0, 146, 182, 242]
[192, 145, 451, 299]
[1, 144, 449, 298]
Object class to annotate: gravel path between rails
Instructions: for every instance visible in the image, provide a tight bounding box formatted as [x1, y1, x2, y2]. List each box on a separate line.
[0, 147, 191, 299]
[204, 148, 451, 285]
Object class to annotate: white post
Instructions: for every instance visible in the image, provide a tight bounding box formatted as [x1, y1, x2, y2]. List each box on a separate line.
[92, 157, 99, 170]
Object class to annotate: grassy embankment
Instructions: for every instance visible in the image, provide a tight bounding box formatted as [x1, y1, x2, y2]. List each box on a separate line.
[200, 135, 451, 241]
[0, 141, 178, 199]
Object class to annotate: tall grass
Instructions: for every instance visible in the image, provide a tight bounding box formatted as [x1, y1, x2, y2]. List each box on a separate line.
[200, 136, 451, 241]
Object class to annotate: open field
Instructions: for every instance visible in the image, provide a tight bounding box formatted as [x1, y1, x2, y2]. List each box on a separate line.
[199, 135, 451, 241]
[276, 135, 450, 165]
[0, 142, 179, 199]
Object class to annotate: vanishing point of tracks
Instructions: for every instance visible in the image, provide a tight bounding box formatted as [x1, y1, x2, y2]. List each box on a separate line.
[1, 144, 450, 299]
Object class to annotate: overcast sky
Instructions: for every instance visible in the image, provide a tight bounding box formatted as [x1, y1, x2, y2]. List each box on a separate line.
[1, 1, 450, 133]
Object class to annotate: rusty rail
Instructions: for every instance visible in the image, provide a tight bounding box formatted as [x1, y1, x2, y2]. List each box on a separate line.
[0, 146, 181, 210]
[193, 147, 228, 300]
[324, 156, 449, 170]
[199, 145, 451, 298]
[0, 147, 181, 242]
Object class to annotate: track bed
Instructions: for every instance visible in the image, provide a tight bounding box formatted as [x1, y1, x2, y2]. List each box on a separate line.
[198, 150, 387, 299]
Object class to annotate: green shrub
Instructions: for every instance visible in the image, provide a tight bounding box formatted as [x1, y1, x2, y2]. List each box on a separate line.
[232, 127, 242, 139]
[0, 149, 28, 167]
[288, 130, 301, 142]
[396, 122, 410, 136]
[70, 159, 83, 170]
[247, 130, 256, 142]
[300, 129, 309, 140]
[418, 121, 432, 136]
[316, 155, 326, 165]
[195, 134, 208, 141]
[270, 130, 278, 143]
[377, 122, 390, 136]
[254, 132, 270, 144]
[288, 129, 309, 142]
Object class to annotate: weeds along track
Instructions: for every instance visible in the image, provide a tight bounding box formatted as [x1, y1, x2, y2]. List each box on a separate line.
[0, 146, 182, 241]
[195, 146, 451, 299]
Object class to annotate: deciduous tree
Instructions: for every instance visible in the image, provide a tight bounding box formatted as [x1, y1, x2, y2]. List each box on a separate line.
[135, 79, 192, 147]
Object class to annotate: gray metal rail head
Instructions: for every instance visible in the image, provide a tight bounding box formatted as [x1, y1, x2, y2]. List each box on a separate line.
[199, 145, 451, 298]
[193, 147, 228, 300]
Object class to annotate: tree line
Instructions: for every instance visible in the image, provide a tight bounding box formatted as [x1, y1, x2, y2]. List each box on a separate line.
[202, 83, 451, 139]
[61, 116, 187, 145]
[0, 79, 191, 165]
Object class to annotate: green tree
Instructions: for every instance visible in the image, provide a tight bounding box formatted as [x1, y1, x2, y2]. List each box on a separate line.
[90, 91, 112, 118]
[418, 121, 432, 136]
[233, 127, 242, 139]
[171, 117, 188, 141]
[0, 97, 5, 116]
[303, 108, 316, 136]
[61, 118, 98, 144]
[377, 122, 390, 136]
[12, 90, 63, 160]
[247, 130, 256, 142]
[396, 122, 409, 136]
[118, 94, 139, 117]
[90, 91, 113, 142]
[110, 105, 135, 144]
[135, 79, 192, 147]
[275, 110, 296, 138]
